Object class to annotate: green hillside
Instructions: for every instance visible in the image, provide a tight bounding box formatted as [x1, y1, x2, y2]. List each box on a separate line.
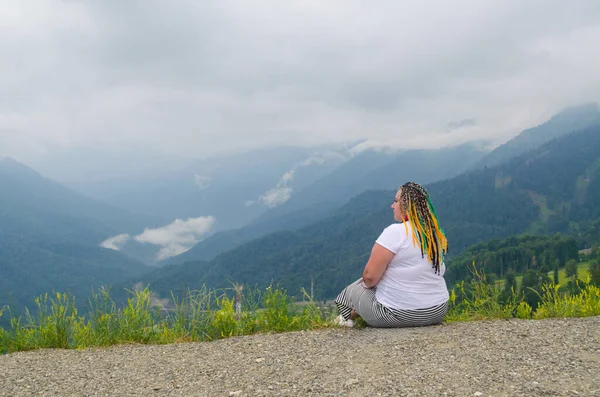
[0, 158, 157, 318]
[0, 234, 150, 314]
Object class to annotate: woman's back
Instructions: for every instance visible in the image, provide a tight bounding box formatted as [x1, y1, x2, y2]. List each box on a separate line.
[374, 222, 449, 310]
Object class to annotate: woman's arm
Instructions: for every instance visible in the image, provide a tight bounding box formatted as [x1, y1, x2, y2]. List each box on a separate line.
[361, 243, 395, 288]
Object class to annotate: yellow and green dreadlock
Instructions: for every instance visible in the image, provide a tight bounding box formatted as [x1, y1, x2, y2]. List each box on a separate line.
[399, 182, 448, 274]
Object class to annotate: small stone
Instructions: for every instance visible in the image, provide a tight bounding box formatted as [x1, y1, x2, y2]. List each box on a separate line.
[255, 358, 265, 363]
[229, 391, 243, 396]
[474, 393, 483, 397]
[345, 378, 360, 387]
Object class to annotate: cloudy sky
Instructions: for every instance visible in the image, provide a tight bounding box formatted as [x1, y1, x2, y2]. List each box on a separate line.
[2, 0, 600, 168]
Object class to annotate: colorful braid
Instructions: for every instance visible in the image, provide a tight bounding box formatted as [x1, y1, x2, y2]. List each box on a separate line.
[399, 182, 448, 274]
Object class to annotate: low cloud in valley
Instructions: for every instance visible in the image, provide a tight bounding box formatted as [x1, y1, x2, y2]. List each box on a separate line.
[101, 216, 216, 260]
[100, 233, 131, 251]
[134, 216, 216, 260]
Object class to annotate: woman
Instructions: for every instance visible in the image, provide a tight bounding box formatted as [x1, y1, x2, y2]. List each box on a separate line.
[334, 181, 449, 328]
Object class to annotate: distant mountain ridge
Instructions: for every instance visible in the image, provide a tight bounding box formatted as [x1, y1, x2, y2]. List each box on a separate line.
[251, 143, 486, 224]
[165, 144, 486, 265]
[475, 103, 600, 169]
[0, 157, 164, 236]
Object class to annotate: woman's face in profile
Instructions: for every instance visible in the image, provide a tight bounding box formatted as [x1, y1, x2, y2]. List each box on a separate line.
[391, 189, 404, 222]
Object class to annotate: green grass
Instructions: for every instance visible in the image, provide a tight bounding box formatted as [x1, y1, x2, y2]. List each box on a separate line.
[0, 285, 336, 354]
[1, 270, 599, 354]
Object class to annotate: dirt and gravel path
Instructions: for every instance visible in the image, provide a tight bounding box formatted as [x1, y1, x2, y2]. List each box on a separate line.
[1, 317, 599, 397]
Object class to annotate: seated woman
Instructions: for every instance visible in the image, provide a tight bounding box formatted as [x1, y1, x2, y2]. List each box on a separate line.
[335, 181, 449, 328]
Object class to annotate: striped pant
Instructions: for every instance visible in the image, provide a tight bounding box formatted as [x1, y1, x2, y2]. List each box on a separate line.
[334, 279, 448, 328]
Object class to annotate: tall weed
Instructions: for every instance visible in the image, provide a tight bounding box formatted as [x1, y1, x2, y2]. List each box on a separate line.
[3, 292, 79, 352]
[118, 287, 161, 343]
[446, 263, 523, 322]
[165, 287, 215, 342]
[74, 287, 120, 347]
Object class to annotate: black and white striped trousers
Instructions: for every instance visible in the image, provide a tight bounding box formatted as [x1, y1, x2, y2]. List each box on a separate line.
[334, 279, 448, 328]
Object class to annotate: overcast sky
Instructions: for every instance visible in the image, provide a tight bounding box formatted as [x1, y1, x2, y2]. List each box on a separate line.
[1, 0, 600, 168]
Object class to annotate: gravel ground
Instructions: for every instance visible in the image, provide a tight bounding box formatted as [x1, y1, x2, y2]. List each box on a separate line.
[1, 317, 599, 397]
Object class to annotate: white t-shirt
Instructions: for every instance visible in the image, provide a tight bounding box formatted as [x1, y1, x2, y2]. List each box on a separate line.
[374, 222, 449, 310]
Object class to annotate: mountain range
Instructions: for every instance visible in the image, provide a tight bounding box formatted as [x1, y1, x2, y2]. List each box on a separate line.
[121, 122, 600, 301]
[162, 103, 600, 265]
[2, 103, 600, 312]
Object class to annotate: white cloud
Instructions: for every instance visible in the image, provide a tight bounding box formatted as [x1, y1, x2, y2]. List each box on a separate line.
[250, 150, 348, 207]
[348, 141, 404, 155]
[194, 174, 211, 190]
[100, 233, 130, 251]
[134, 216, 216, 260]
[258, 187, 293, 208]
[280, 170, 295, 185]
